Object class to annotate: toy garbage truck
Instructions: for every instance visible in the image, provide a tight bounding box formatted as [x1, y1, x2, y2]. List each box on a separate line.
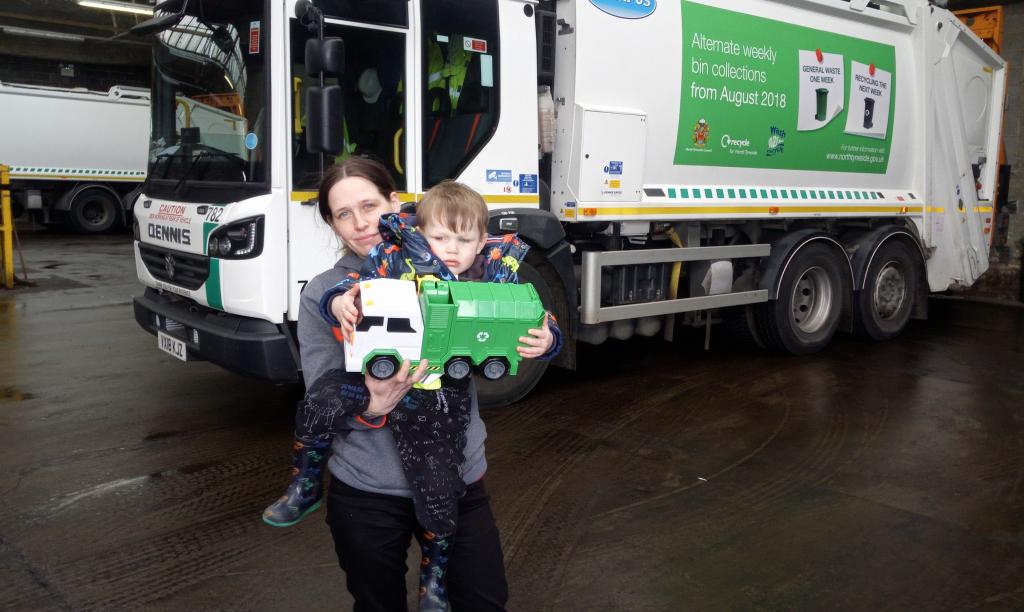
[344, 278, 546, 383]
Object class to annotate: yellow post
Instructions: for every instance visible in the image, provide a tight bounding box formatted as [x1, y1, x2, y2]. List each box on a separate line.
[1, 164, 14, 289]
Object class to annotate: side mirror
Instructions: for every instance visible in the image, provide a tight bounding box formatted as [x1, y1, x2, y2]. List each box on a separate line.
[130, 0, 188, 36]
[306, 38, 345, 77]
[306, 85, 344, 155]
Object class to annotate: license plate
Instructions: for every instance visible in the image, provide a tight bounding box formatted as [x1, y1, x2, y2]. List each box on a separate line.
[158, 331, 187, 361]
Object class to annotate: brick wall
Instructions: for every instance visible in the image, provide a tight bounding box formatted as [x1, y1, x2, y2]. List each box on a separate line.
[0, 54, 149, 92]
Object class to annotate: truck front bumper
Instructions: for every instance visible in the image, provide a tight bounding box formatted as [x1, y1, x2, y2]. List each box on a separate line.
[133, 288, 299, 383]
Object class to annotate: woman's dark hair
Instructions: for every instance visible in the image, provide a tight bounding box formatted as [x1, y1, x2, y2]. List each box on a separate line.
[317, 157, 398, 225]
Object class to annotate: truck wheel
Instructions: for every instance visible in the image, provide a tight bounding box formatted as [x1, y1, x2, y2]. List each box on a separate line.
[445, 357, 472, 380]
[480, 357, 509, 381]
[367, 355, 399, 380]
[854, 240, 917, 340]
[721, 305, 765, 349]
[754, 242, 845, 355]
[69, 189, 118, 234]
[475, 257, 555, 407]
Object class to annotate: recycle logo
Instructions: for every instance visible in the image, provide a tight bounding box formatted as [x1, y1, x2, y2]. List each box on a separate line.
[476, 331, 490, 343]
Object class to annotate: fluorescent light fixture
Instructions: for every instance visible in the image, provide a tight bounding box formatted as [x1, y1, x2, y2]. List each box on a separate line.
[1, 25, 85, 42]
[77, 0, 155, 16]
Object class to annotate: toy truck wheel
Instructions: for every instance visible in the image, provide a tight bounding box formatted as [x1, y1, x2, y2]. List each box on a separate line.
[69, 188, 118, 234]
[480, 357, 509, 381]
[854, 240, 917, 340]
[445, 357, 472, 380]
[367, 355, 399, 380]
[754, 242, 845, 355]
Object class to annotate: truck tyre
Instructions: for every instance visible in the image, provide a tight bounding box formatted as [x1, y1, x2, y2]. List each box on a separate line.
[367, 355, 399, 380]
[445, 357, 472, 380]
[853, 240, 917, 340]
[480, 357, 509, 381]
[721, 306, 765, 349]
[754, 242, 845, 355]
[476, 257, 555, 407]
[69, 189, 118, 234]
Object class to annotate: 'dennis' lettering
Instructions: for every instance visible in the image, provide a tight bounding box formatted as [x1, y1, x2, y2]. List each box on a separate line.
[148, 224, 192, 245]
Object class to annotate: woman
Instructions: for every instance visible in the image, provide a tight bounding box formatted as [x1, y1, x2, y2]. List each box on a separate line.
[297, 157, 509, 611]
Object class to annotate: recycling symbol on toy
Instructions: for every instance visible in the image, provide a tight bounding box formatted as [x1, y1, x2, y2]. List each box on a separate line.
[476, 331, 490, 343]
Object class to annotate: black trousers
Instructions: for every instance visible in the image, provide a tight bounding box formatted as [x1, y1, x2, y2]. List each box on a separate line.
[326, 477, 509, 612]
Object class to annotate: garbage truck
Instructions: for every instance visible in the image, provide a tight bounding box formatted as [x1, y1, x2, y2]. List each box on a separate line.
[129, 0, 1007, 406]
[0, 81, 150, 233]
[345, 278, 546, 384]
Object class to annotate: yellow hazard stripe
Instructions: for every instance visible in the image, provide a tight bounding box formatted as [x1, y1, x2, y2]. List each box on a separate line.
[577, 205, 925, 216]
[483, 194, 539, 204]
[13, 173, 144, 181]
[290, 191, 538, 205]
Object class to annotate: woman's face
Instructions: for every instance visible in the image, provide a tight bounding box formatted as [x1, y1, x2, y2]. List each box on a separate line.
[327, 176, 400, 258]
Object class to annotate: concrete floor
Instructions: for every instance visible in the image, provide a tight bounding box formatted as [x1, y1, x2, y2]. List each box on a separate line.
[2, 231, 1023, 611]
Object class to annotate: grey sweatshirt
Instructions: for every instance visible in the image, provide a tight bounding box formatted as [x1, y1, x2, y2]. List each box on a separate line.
[297, 253, 488, 497]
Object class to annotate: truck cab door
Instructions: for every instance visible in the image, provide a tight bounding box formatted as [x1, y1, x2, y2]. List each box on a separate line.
[287, 4, 419, 321]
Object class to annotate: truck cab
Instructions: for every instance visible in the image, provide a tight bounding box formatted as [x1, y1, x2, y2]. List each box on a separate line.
[131, 0, 553, 399]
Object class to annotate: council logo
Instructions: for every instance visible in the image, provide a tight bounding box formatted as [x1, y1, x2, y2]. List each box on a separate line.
[767, 126, 786, 157]
[692, 118, 710, 147]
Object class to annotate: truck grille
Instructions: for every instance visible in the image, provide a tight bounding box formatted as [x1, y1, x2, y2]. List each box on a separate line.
[139, 243, 209, 290]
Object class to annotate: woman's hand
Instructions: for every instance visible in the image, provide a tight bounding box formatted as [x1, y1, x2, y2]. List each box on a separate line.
[363, 359, 430, 417]
[517, 313, 554, 359]
[332, 284, 362, 340]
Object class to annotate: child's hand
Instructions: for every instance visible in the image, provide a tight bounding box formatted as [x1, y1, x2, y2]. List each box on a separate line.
[517, 313, 554, 359]
[332, 284, 362, 340]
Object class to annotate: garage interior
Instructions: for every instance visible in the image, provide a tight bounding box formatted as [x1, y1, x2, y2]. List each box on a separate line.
[2, 1, 1024, 610]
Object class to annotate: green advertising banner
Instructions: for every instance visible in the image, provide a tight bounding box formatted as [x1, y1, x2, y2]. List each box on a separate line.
[674, 1, 897, 174]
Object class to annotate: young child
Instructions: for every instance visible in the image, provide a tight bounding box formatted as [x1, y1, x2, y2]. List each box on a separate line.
[263, 181, 561, 610]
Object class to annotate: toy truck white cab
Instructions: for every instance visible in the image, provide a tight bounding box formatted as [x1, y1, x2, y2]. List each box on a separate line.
[345, 279, 425, 380]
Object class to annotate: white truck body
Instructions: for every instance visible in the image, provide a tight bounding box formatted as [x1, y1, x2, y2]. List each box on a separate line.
[130, 0, 1006, 403]
[0, 81, 150, 231]
[554, 0, 1004, 292]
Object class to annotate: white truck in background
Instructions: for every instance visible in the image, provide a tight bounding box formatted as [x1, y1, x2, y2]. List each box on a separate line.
[128, 0, 1006, 407]
[0, 81, 151, 233]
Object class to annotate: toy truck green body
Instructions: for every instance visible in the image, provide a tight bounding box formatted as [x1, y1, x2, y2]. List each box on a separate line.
[419, 280, 545, 378]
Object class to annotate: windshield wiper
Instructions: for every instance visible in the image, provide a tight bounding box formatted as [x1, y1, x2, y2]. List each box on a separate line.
[174, 150, 208, 194]
[173, 149, 248, 194]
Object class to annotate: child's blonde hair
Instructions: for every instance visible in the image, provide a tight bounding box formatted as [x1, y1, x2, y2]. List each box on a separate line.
[416, 181, 488, 236]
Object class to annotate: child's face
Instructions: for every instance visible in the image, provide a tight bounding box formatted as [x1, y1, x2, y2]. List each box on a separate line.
[421, 222, 487, 275]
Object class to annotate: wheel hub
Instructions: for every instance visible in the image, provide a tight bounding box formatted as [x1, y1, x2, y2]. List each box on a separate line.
[873, 262, 906, 320]
[82, 201, 109, 225]
[791, 266, 833, 334]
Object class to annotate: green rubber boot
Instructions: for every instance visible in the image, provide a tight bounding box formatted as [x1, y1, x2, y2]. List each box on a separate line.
[262, 439, 330, 527]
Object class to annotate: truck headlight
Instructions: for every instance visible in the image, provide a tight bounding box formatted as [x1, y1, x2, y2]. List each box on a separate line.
[207, 216, 264, 259]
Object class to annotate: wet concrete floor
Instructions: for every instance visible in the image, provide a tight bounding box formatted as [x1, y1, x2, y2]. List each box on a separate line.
[1, 231, 1023, 610]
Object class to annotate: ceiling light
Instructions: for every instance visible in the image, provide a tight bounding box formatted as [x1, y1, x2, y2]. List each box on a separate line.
[77, 0, 155, 16]
[1, 25, 86, 42]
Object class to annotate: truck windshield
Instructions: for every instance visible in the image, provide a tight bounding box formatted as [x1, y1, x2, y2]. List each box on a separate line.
[146, 0, 269, 202]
